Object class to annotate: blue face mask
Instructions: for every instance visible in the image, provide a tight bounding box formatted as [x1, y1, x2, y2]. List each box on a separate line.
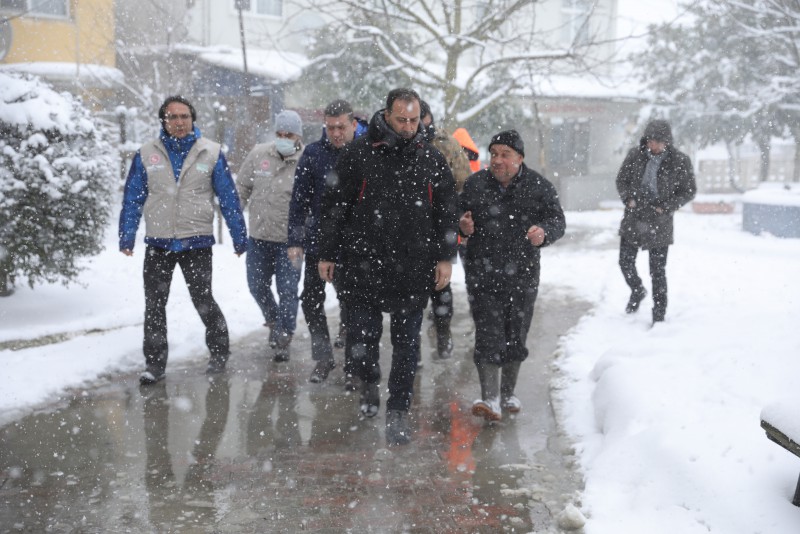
[275, 138, 297, 157]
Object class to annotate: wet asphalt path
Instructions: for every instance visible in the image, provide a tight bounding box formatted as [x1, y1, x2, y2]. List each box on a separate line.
[0, 237, 593, 533]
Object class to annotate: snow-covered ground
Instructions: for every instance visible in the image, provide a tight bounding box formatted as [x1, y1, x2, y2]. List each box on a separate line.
[1, 203, 798, 533]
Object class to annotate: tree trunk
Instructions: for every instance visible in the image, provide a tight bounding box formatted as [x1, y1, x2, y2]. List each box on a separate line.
[0, 260, 12, 297]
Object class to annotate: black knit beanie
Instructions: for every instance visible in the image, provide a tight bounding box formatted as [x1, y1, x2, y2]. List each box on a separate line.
[489, 130, 524, 157]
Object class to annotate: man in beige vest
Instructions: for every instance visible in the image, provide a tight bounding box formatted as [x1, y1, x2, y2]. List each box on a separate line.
[119, 96, 247, 385]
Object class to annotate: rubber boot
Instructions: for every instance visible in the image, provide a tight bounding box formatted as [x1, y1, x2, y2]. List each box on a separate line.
[501, 361, 522, 412]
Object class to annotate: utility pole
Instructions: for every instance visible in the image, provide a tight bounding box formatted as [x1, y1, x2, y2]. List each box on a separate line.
[235, 0, 251, 98]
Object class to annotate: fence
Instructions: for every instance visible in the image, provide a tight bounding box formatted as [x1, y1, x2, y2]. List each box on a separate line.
[696, 159, 795, 193]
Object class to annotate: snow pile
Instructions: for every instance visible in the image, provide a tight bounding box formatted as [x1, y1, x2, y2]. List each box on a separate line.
[551, 210, 800, 534]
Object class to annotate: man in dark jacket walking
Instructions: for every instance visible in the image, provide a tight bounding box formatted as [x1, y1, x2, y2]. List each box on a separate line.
[318, 88, 458, 445]
[459, 130, 565, 422]
[616, 119, 696, 324]
[119, 96, 247, 384]
[287, 99, 367, 384]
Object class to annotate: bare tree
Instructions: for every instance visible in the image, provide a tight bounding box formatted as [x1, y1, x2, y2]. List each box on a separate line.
[298, 0, 615, 128]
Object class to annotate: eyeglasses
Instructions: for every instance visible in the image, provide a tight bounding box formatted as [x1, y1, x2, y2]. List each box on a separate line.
[165, 114, 191, 122]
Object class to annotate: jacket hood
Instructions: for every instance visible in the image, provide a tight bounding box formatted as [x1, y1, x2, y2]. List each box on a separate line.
[641, 120, 673, 146]
[453, 127, 479, 155]
[367, 109, 425, 150]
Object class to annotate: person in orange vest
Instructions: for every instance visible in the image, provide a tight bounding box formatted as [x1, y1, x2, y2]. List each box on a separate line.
[453, 127, 482, 173]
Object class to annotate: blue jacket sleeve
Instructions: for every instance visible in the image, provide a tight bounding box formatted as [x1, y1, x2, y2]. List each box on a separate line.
[118, 152, 148, 251]
[212, 152, 248, 254]
[288, 147, 316, 249]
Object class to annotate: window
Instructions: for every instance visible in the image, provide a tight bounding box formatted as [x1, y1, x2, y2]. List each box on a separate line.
[548, 119, 590, 175]
[234, 0, 282, 17]
[561, 0, 591, 45]
[1, 0, 68, 17]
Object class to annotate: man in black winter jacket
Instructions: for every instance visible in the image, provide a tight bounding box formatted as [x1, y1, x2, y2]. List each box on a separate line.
[317, 88, 458, 445]
[459, 130, 565, 422]
[616, 120, 696, 324]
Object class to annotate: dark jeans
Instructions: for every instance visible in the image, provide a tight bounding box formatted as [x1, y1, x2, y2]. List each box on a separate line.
[301, 254, 333, 362]
[246, 238, 301, 336]
[619, 238, 669, 316]
[470, 277, 538, 366]
[347, 303, 423, 412]
[143, 246, 229, 371]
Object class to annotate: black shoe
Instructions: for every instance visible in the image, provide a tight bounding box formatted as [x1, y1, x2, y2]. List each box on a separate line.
[139, 366, 166, 385]
[206, 358, 227, 375]
[385, 410, 411, 445]
[344, 373, 358, 391]
[359, 381, 380, 417]
[436, 331, 453, 359]
[309, 360, 336, 383]
[273, 332, 292, 362]
[625, 287, 647, 314]
[333, 328, 346, 349]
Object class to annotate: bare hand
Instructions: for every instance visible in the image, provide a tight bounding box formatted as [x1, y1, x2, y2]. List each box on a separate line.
[434, 261, 452, 291]
[318, 261, 335, 282]
[288, 246, 304, 269]
[627, 199, 637, 208]
[527, 225, 545, 246]
[654, 207, 664, 214]
[121, 249, 133, 256]
[459, 211, 474, 236]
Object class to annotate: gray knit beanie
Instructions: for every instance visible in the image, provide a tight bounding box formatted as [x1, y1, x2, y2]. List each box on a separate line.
[275, 110, 303, 137]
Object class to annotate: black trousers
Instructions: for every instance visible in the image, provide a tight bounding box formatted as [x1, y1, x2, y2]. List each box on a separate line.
[347, 303, 423, 412]
[300, 255, 333, 362]
[301, 256, 352, 372]
[143, 246, 229, 370]
[619, 238, 669, 316]
[470, 275, 538, 366]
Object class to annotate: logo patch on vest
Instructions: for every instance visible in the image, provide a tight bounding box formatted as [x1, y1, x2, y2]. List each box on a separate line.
[149, 154, 161, 165]
[196, 163, 210, 173]
[260, 160, 271, 171]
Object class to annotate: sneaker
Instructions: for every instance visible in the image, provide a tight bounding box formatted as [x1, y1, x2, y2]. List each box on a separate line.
[139, 367, 166, 385]
[385, 410, 411, 445]
[625, 287, 647, 314]
[359, 381, 380, 418]
[502, 396, 522, 413]
[344, 373, 358, 391]
[309, 359, 336, 383]
[472, 398, 502, 422]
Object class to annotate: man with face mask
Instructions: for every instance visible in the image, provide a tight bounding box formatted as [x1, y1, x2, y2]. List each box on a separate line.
[237, 110, 305, 362]
[318, 88, 458, 445]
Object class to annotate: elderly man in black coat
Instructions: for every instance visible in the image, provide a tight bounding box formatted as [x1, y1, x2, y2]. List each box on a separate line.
[459, 130, 565, 422]
[616, 119, 696, 324]
[318, 88, 458, 445]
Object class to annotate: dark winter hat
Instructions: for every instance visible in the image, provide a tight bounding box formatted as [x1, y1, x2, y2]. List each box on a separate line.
[275, 110, 303, 137]
[643, 120, 673, 144]
[489, 130, 525, 157]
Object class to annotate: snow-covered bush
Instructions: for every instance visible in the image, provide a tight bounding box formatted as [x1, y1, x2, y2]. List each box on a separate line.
[0, 72, 115, 293]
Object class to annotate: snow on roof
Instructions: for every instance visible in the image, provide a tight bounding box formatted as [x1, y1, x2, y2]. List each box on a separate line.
[521, 72, 647, 101]
[177, 44, 309, 83]
[0, 62, 124, 88]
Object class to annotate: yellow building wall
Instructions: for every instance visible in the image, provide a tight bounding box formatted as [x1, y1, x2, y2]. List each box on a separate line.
[3, 0, 115, 67]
